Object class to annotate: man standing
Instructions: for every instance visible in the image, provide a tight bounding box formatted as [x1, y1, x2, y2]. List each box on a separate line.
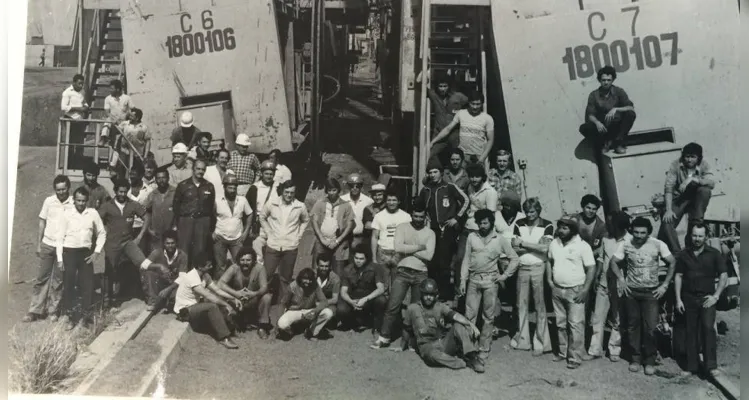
[460, 209, 518, 361]
[579, 66, 636, 154]
[115, 108, 150, 173]
[268, 149, 292, 184]
[547, 216, 597, 369]
[78, 160, 111, 210]
[60, 74, 89, 169]
[431, 91, 494, 167]
[658, 142, 715, 253]
[188, 132, 214, 165]
[172, 160, 216, 268]
[417, 158, 469, 301]
[142, 231, 188, 310]
[204, 149, 234, 200]
[127, 164, 154, 255]
[371, 190, 411, 283]
[371, 202, 435, 349]
[587, 211, 631, 362]
[310, 178, 355, 275]
[142, 159, 158, 190]
[246, 160, 279, 259]
[276, 268, 334, 341]
[416, 73, 468, 164]
[362, 183, 387, 233]
[442, 149, 470, 193]
[23, 175, 74, 323]
[576, 194, 607, 255]
[171, 111, 201, 147]
[674, 224, 728, 378]
[260, 180, 309, 301]
[610, 217, 676, 375]
[167, 143, 193, 185]
[228, 133, 261, 197]
[399, 279, 484, 373]
[100, 79, 133, 145]
[338, 245, 389, 335]
[489, 150, 522, 198]
[147, 170, 176, 252]
[217, 247, 273, 339]
[341, 173, 374, 251]
[56, 187, 107, 328]
[213, 174, 252, 279]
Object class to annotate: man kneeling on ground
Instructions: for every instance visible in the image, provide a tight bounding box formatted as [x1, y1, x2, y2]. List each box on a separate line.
[338, 244, 389, 337]
[217, 247, 273, 339]
[397, 278, 484, 373]
[277, 268, 334, 341]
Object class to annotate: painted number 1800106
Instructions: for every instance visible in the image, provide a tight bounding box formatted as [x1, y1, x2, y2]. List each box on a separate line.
[165, 10, 237, 59]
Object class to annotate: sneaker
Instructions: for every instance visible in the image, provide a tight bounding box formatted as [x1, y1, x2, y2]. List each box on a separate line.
[219, 338, 239, 349]
[467, 355, 485, 373]
[553, 354, 566, 362]
[609, 355, 621, 363]
[679, 371, 694, 378]
[629, 363, 642, 373]
[21, 313, 40, 323]
[370, 337, 391, 349]
[567, 361, 582, 370]
[256, 328, 270, 340]
[644, 365, 656, 376]
[582, 354, 601, 362]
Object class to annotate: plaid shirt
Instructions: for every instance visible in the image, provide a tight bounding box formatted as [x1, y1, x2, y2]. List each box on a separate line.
[664, 159, 713, 198]
[227, 151, 260, 184]
[489, 168, 522, 196]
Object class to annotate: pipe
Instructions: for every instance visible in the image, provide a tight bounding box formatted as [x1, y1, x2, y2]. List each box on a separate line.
[310, 0, 323, 164]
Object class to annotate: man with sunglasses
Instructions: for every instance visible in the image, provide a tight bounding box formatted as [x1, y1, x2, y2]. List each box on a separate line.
[341, 173, 374, 252]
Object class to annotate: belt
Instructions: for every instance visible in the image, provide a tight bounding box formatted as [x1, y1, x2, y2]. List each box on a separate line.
[179, 212, 209, 218]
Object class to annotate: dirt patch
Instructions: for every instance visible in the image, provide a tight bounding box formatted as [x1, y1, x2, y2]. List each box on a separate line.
[19, 68, 78, 147]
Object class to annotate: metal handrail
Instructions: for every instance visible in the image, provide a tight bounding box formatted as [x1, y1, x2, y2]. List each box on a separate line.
[58, 117, 147, 165]
[82, 11, 101, 91]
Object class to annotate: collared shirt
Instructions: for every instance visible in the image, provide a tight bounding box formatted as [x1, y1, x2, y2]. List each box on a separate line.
[261, 198, 310, 251]
[455, 109, 494, 157]
[311, 198, 356, 260]
[173, 178, 216, 217]
[204, 165, 234, 200]
[119, 121, 150, 157]
[104, 93, 134, 123]
[149, 186, 176, 235]
[395, 223, 436, 272]
[147, 248, 189, 279]
[664, 159, 714, 199]
[675, 246, 726, 296]
[214, 195, 252, 241]
[227, 151, 260, 184]
[142, 177, 157, 191]
[514, 218, 555, 265]
[489, 168, 523, 198]
[281, 281, 327, 310]
[61, 85, 86, 119]
[549, 235, 596, 288]
[274, 164, 292, 184]
[55, 207, 107, 262]
[341, 262, 388, 299]
[462, 231, 518, 280]
[597, 232, 633, 289]
[371, 209, 412, 250]
[317, 272, 341, 301]
[98, 198, 146, 250]
[585, 85, 634, 122]
[613, 237, 672, 289]
[427, 89, 468, 136]
[77, 183, 112, 210]
[128, 183, 154, 229]
[340, 193, 374, 236]
[174, 269, 207, 313]
[39, 195, 74, 247]
[464, 182, 498, 231]
[167, 162, 193, 185]
[404, 302, 456, 348]
[170, 126, 201, 148]
[443, 169, 470, 193]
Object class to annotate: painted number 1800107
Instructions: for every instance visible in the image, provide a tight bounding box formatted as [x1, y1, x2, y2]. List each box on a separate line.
[165, 10, 237, 59]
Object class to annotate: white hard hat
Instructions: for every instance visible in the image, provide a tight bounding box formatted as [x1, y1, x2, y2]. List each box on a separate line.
[179, 111, 194, 128]
[235, 133, 252, 147]
[172, 143, 189, 154]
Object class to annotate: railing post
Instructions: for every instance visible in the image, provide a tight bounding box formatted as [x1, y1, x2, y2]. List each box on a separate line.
[55, 120, 63, 174]
[64, 121, 72, 175]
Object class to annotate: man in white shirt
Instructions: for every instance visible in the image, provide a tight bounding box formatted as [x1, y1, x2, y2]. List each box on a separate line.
[268, 149, 292, 184]
[60, 74, 89, 169]
[56, 187, 107, 328]
[341, 173, 374, 251]
[213, 173, 252, 278]
[23, 175, 74, 323]
[246, 160, 279, 259]
[371, 190, 411, 285]
[204, 149, 234, 200]
[100, 79, 133, 145]
[547, 216, 597, 369]
[127, 164, 154, 254]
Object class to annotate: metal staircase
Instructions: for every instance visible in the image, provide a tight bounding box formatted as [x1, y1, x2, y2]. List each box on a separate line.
[428, 6, 485, 96]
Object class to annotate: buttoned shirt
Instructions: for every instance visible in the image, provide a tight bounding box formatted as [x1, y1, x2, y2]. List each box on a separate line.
[227, 151, 260, 184]
[461, 231, 518, 280]
[675, 246, 727, 296]
[664, 159, 714, 199]
[404, 302, 456, 348]
[204, 165, 234, 200]
[77, 183, 112, 210]
[104, 93, 134, 123]
[61, 85, 86, 119]
[167, 162, 193, 186]
[464, 182, 498, 231]
[214, 195, 252, 241]
[173, 178, 216, 218]
[39, 195, 74, 247]
[119, 121, 150, 157]
[98, 199, 146, 250]
[317, 272, 341, 301]
[149, 187, 176, 235]
[548, 235, 596, 288]
[585, 85, 634, 122]
[341, 262, 388, 299]
[147, 248, 189, 279]
[55, 207, 107, 262]
[261, 198, 310, 251]
[489, 168, 523, 198]
[341, 193, 374, 236]
[128, 183, 154, 229]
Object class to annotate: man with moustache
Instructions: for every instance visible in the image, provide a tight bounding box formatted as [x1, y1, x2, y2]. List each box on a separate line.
[442, 148, 470, 193]
[362, 183, 387, 233]
[147, 170, 176, 252]
[276, 268, 334, 341]
[142, 231, 188, 310]
[127, 164, 154, 255]
[310, 178, 356, 275]
[341, 173, 374, 251]
[488, 150, 522, 198]
[204, 149, 234, 200]
[172, 159, 216, 267]
[371, 190, 412, 284]
[218, 247, 273, 339]
[78, 160, 111, 210]
[213, 173, 252, 279]
[167, 143, 193, 185]
[228, 133, 261, 197]
[338, 245, 389, 336]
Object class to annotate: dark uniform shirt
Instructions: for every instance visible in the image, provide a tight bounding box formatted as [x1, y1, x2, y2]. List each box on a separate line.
[78, 182, 112, 210]
[147, 248, 189, 279]
[98, 198, 146, 250]
[675, 246, 726, 296]
[150, 186, 176, 234]
[585, 85, 634, 122]
[318, 272, 341, 301]
[404, 302, 456, 348]
[341, 262, 387, 299]
[173, 178, 215, 218]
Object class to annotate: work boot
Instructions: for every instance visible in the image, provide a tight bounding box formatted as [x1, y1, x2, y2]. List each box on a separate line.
[629, 363, 642, 373]
[644, 365, 656, 376]
[582, 353, 601, 361]
[21, 313, 40, 323]
[466, 353, 485, 374]
[256, 327, 270, 340]
[370, 336, 391, 349]
[219, 338, 239, 349]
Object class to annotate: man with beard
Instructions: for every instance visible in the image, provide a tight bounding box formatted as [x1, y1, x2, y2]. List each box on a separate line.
[371, 190, 411, 284]
[398, 278, 484, 373]
[148, 170, 176, 252]
[431, 91, 494, 168]
[142, 231, 187, 310]
[167, 143, 193, 185]
[78, 160, 111, 210]
[204, 149, 234, 200]
[228, 133, 261, 197]
[172, 160, 216, 268]
[416, 73, 468, 165]
[547, 216, 597, 369]
[217, 247, 273, 339]
[362, 183, 387, 234]
[488, 150, 522, 199]
[213, 173, 252, 279]
[127, 164, 154, 255]
[576, 194, 606, 255]
[674, 224, 728, 378]
[579, 66, 636, 154]
[442, 148, 469, 193]
[459, 209, 518, 361]
[171, 111, 201, 147]
[658, 142, 715, 253]
[417, 158, 469, 302]
[311, 178, 355, 275]
[338, 245, 389, 336]
[610, 217, 676, 375]
[341, 173, 374, 251]
[276, 268, 334, 341]
[371, 202, 435, 350]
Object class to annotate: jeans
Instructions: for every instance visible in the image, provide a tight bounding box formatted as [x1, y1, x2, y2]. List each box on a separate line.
[453, 230, 473, 296]
[185, 302, 232, 340]
[419, 323, 479, 369]
[213, 235, 244, 279]
[624, 287, 660, 366]
[552, 284, 587, 364]
[28, 243, 63, 316]
[578, 110, 636, 147]
[277, 308, 335, 337]
[682, 291, 718, 372]
[381, 267, 429, 339]
[512, 264, 552, 353]
[430, 225, 459, 300]
[375, 248, 400, 289]
[337, 295, 388, 331]
[264, 247, 298, 302]
[61, 247, 94, 321]
[176, 216, 212, 268]
[657, 184, 712, 253]
[588, 281, 622, 357]
[141, 268, 175, 306]
[464, 272, 499, 355]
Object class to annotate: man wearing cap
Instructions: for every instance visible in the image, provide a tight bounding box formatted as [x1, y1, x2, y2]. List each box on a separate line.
[213, 173, 252, 279]
[168, 143, 193, 185]
[172, 160, 217, 268]
[341, 173, 374, 252]
[547, 215, 597, 369]
[78, 160, 111, 210]
[246, 160, 279, 252]
[228, 134, 261, 197]
[363, 183, 387, 232]
[148, 170, 177, 254]
[417, 158, 469, 302]
[171, 111, 202, 147]
[204, 149, 234, 200]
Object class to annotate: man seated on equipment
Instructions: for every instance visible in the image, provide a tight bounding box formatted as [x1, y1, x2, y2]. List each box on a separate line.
[578, 66, 636, 154]
[276, 268, 334, 341]
[217, 247, 273, 339]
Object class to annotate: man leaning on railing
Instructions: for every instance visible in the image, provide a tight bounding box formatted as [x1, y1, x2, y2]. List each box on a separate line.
[60, 74, 89, 170]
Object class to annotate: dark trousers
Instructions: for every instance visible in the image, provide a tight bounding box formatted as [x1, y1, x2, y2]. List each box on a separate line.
[337, 294, 388, 331]
[430, 225, 459, 300]
[141, 269, 173, 305]
[264, 247, 299, 303]
[185, 302, 232, 340]
[62, 248, 95, 322]
[624, 288, 660, 366]
[67, 120, 88, 170]
[419, 323, 479, 369]
[213, 235, 244, 279]
[381, 267, 428, 339]
[236, 293, 273, 329]
[177, 216, 212, 268]
[683, 292, 718, 372]
[579, 110, 636, 147]
[657, 184, 712, 253]
[103, 240, 147, 306]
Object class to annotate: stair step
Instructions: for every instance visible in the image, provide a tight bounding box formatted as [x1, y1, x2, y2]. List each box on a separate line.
[105, 37, 123, 43]
[430, 62, 477, 68]
[95, 71, 121, 76]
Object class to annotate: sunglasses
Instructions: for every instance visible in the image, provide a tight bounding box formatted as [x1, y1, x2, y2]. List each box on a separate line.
[350, 183, 363, 188]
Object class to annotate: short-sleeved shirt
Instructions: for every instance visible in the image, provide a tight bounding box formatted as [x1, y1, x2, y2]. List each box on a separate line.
[283, 281, 327, 310]
[98, 199, 147, 250]
[104, 94, 134, 123]
[221, 264, 268, 292]
[167, 163, 193, 186]
[119, 121, 150, 157]
[128, 183, 154, 229]
[214, 196, 252, 241]
[310, 198, 355, 260]
[455, 109, 494, 157]
[585, 85, 634, 122]
[514, 218, 555, 265]
[548, 235, 596, 288]
[340, 193, 374, 236]
[371, 209, 412, 251]
[664, 159, 714, 199]
[341, 262, 388, 299]
[227, 151, 261, 185]
[465, 182, 498, 231]
[174, 269, 206, 313]
[613, 237, 672, 289]
[362, 203, 386, 228]
[597, 232, 632, 289]
[404, 302, 456, 348]
[147, 248, 189, 279]
[317, 272, 341, 301]
[675, 246, 726, 296]
[39, 195, 74, 247]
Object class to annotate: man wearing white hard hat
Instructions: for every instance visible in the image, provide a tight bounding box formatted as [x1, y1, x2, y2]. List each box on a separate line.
[340, 173, 374, 251]
[167, 143, 193, 185]
[227, 133, 261, 197]
[171, 111, 202, 147]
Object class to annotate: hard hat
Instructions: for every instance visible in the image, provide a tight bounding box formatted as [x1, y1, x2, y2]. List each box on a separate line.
[235, 133, 252, 147]
[179, 111, 194, 128]
[370, 183, 386, 192]
[222, 173, 239, 185]
[347, 173, 363, 184]
[172, 143, 189, 154]
[419, 278, 439, 295]
[260, 160, 276, 171]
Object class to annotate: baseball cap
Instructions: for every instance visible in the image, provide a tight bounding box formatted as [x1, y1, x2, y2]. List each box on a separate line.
[235, 133, 252, 147]
[172, 143, 189, 154]
[179, 111, 194, 128]
[370, 183, 386, 192]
